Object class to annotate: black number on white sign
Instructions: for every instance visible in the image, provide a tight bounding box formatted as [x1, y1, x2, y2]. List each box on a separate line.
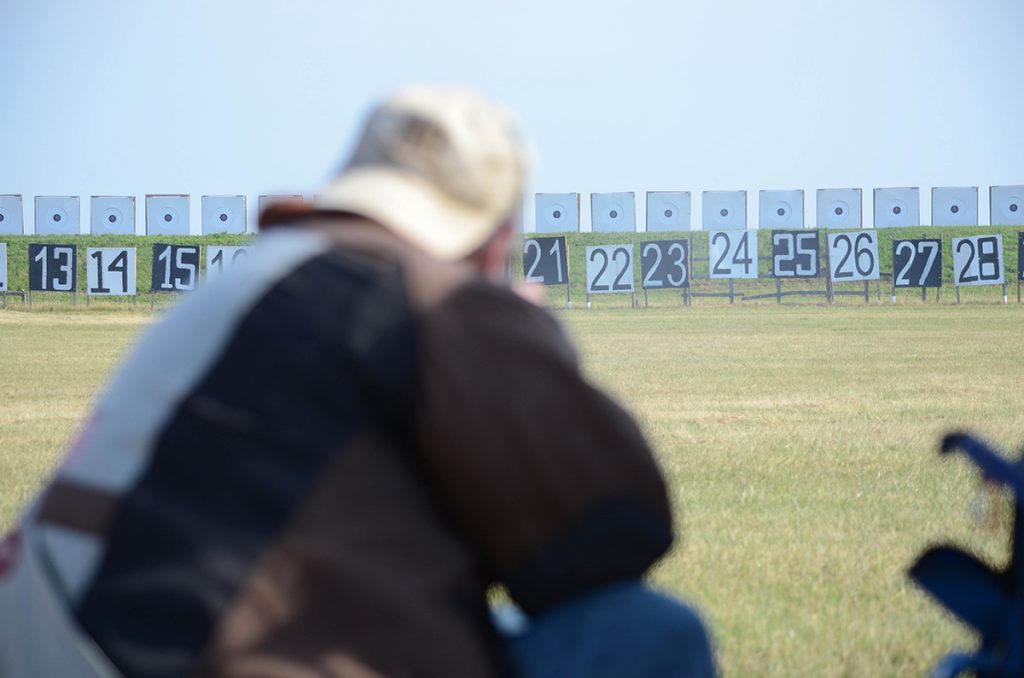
[892, 239, 941, 288]
[771, 231, 819, 278]
[206, 246, 253, 281]
[641, 239, 689, 289]
[708, 231, 757, 279]
[586, 244, 634, 293]
[29, 244, 77, 292]
[953, 235, 1003, 286]
[152, 244, 199, 291]
[523, 237, 568, 285]
[828, 231, 879, 281]
[87, 247, 136, 296]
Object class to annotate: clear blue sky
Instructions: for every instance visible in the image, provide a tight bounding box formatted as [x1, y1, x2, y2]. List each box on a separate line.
[1, 0, 1022, 233]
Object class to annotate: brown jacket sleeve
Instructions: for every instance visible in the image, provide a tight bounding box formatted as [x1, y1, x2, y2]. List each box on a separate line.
[416, 280, 674, 614]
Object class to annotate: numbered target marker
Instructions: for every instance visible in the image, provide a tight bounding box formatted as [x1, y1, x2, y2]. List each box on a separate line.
[202, 195, 246, 235]
[931, 187, 978, 227]
[640, 240, 689, 289]
[535, 193, 579, 233]
[90, 196, 136, 235]
[646, 192, 691, 232]
[523, 236, 568, 285]
[206, 246, 253, 280]
[0, 243, 7, 291]
[28, 244, 77, 291]
[146, 195, 190, 236]
[586, 244, 634, 294]
[708, 231, 757, 279]
[990, 186, 1024, 226]
[760, 190, 804, 230]
[87, 247, 136, 296]
[0, 195, 24, 235]
[816, 188, 862, 229]
[873, 188, 920, 228]
[152, 244, 200, 291]
[772, 230, 820, 278]
[35, 196, 80, 235]
[702, 191, 746, 231]
[953, 235, 1004, 286]
[828, 231, 880, 282]
[892, 239, 942, 288]
[591, 192, 636, 233]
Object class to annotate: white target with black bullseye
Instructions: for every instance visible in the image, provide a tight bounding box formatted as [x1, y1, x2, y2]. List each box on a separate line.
[759, 190, 804, 230]
[892, 239, 942, 288]
[0, 243, 7, 292]
[702, 191, 746, 231]
[586, 244, 634, 294]
[771, 230, 820, 278]
[202, 195, 247, 235]
[646, 192, 691, 232]
[523, 236, 568, 285]
[206, 246, 253, 281]
[151, 244, 200, 291]
[35, 196, 80, 235]
[931, 187, 977, 227]
[0, 195, 24, 235]
[708, 230, 757, 279]
[90, 196, 135, 235]
[640, 240, 688, 289]
[146, 195, 190, 236]
[816, 188, 862, 229]
[87, 247, 137, 296]
[990, 186, 1024, 226]
[28, 243, 77, 291]
[591, 192, 636, 233]
[535, 193, 579, 233]
[873, 188, 920, 228]
[953, 235, 1004, 286]
[827, 231, 880, 282]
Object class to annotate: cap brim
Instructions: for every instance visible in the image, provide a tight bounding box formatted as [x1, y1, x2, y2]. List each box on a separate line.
[315, 167, 497, 260]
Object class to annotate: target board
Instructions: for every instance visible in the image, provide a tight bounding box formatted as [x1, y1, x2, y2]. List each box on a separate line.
[892, 239, 942, 288]
[591, 192, 636, 233]
[827, 231, 879, 282]
[646, 192, 691, 232]
[953, 235, 1004, 286]
[523, 236, 568, 285]
[708, 231, 757, 279]
[206, 246, 253, 280]
[0, 243, 7, 292]
[146, 195, 190, 236]
[28, 244, 77, 291]
[816, 188, 862, 229]
[0, 195, 24, 235]
[87, 248, 136, 296]
[771, 230, 819, 278]
[990, 186, 1024, 226]
[35, 196, 80, 235]
[702, 191, 746, 231]
[931, 187, 977, 227]
[152, 244, 199, 291]
[873, 188, 920, 228]
[90, 196, 135, 235]
[640, 240, 689, 289]
[535, 193, 579, 233]
[759, 190, 804, 230]
[586, 244, 634, 294]
[202, 195, 247, 235]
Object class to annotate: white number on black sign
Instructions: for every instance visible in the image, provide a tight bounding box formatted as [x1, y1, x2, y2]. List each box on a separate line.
[953, 235, 1003, 286]
[828, 231, 879, 281]
[206, 246, 253, 281]
[641, 240, 689, 289]
[771, 231, 819, 278]
[87, 247, 136, 296]
[708, 231, 757, 279]
[523, 237, 568, 285]
[29, 244, 76, 291]
[152, 244, 199, 291]
[586, 244, 634, 293]
[0, 243, 6, 292]
[892, 239, 942, 288]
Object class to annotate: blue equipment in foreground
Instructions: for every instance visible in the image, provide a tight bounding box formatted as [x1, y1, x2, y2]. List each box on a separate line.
[909, 433, 1024, 678]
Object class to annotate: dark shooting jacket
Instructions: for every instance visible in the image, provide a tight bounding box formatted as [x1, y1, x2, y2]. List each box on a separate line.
[29, 213, 674, 677]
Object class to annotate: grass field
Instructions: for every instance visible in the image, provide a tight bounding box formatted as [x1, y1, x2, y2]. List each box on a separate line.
[2, 303, 1023, 675]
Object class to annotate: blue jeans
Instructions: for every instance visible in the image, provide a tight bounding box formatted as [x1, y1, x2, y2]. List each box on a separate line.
[497, 581, 715, 678]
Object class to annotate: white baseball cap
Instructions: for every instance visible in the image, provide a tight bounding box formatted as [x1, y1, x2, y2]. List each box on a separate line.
[317, 85, 528, 260]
